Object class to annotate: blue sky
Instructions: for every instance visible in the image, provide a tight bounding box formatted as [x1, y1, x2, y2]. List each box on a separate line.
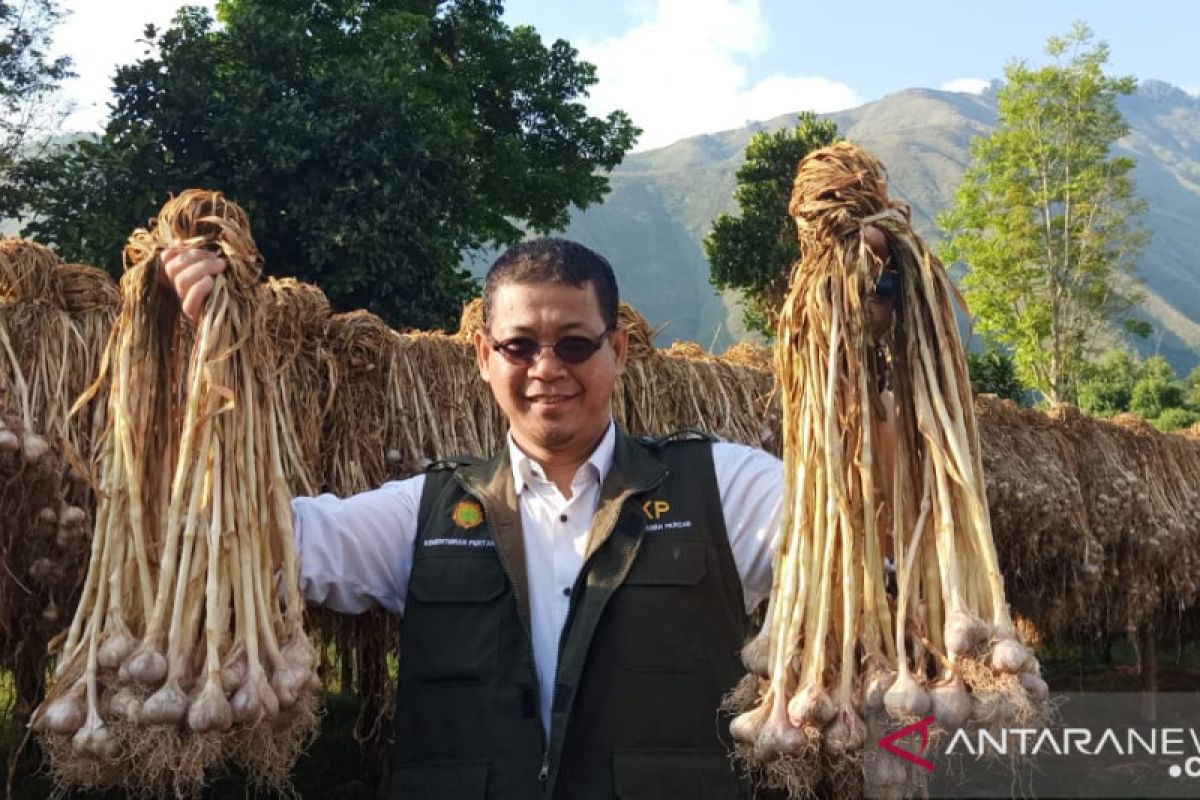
[59, 0, 1200, 150]
[503, 0, 1200, 149]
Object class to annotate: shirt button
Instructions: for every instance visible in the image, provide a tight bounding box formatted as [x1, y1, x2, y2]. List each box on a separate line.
[562, 587, 571, 597]
[559, 514, 568, 523]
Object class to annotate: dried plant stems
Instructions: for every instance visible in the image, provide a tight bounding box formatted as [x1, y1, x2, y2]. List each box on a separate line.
[5, 196, 1200, 795]
[31, 190, 318, 796]
[730, 143, 1048, 797]
[0, 244, 116, 793]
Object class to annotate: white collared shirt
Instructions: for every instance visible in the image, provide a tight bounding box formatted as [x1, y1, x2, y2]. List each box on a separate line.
[294, 423, 782, 730]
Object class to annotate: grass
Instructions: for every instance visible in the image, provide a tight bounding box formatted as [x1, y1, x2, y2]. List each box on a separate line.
[1040, 635, 1200, 693]
[0, 672, 12, 719]
[0, 691, 382, 799]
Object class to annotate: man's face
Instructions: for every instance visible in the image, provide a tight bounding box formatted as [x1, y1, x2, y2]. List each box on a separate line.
[475, 280, 628, 460]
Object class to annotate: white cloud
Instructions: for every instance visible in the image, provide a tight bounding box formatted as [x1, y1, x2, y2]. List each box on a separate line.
[57, 1, 218, 132]
[939, 78, 989, 95]
[580, 0, 860, 151]
[1184, 84, 1200, 98]
[740, 75, 861, 124]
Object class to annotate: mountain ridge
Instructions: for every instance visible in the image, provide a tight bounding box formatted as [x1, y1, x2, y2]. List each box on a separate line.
[555, 82, 1200, 374]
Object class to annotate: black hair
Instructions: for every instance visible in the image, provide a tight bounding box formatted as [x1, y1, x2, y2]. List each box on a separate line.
[482, 238, 619, 331]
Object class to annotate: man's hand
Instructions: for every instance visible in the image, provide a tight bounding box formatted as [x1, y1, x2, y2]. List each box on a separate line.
[161, 244, 227, 323]
[863, 225, 888, 267]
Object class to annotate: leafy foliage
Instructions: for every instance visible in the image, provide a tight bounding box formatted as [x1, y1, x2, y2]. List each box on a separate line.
[939, 23, 1148, 404]
[1129, 356, 1184, 420]
[2, 0, 638, 330]
[0, 0, 73, 170]
[704, 113, 839, 337]
[1076, 349, 1137, 417]
[967, 345, 1029, 404]
[1153, 407, 1200, 433]
[1077, 349, 1200, 431]
[1184, 366, 1200, 408]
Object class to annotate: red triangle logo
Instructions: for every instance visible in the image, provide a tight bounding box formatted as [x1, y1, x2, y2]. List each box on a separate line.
[878, 714, 936, 771]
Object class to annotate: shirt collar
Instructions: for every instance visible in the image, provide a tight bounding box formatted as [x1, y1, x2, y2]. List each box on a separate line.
[509, 420, 616, 495]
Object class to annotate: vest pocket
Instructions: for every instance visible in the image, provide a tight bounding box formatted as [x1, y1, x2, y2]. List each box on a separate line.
[614, 540, 709, 672]
[389, 760, 489, 798]
[613, 749, 744, 799]
[406, 555, 507, 681]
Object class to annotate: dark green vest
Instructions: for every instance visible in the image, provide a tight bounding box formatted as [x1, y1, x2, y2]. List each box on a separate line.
[387, 428, 752, 799]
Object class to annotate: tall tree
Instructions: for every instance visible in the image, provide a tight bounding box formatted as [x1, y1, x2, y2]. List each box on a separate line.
[704, 112, 839, 337]
[0, 0, 73, 172]
[2, 0, 637, 330]
[938, 23, 1148, 404]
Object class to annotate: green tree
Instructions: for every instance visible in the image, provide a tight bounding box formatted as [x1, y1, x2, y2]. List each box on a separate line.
[2, 1, 637, 330]
[1076, 348, 1137, 416]
[1129, 355, 1184, 420]
[967, 344, 1029, 404]
[1153, 407, 1200, 433]
[0, 0, 73, 172]
[939, 23, 1148, 404]
[1184, 366, 1200, 408]
[704, 113, 839, 337]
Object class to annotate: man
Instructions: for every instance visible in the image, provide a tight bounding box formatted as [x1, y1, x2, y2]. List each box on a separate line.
[163, 234, 883, 798]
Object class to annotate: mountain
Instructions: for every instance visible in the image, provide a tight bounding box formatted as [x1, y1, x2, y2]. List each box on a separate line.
[541, 81, 1200, 374]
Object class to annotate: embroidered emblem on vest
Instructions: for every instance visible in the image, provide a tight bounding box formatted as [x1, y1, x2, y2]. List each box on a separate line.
[452, 499, 484, 529]
[642, 499, 671, 520]
[642, 498, 695, 532]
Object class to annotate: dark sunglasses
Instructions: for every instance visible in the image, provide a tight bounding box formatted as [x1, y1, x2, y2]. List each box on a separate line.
[489, 328, 613, 366]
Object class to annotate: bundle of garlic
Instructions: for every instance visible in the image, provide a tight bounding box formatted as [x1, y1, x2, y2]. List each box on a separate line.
[31, 190, 319, 795]
[0, 241, 117, 471]
[0, 249, 115, 597]
[263, 276, 334, 496]
[728, 143, 1047, 797]
[0, 410, 90, 742]
[0, 245, 114, 772]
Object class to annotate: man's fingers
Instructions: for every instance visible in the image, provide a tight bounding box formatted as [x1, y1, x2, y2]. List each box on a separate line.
[164, 247, 223, 282]
[173, 257, 224, 296]
[181, 276, 214, 322]
[163, 248, 214, 281]
[160, 245, 225, 321]
[162, 246, 192, 281]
